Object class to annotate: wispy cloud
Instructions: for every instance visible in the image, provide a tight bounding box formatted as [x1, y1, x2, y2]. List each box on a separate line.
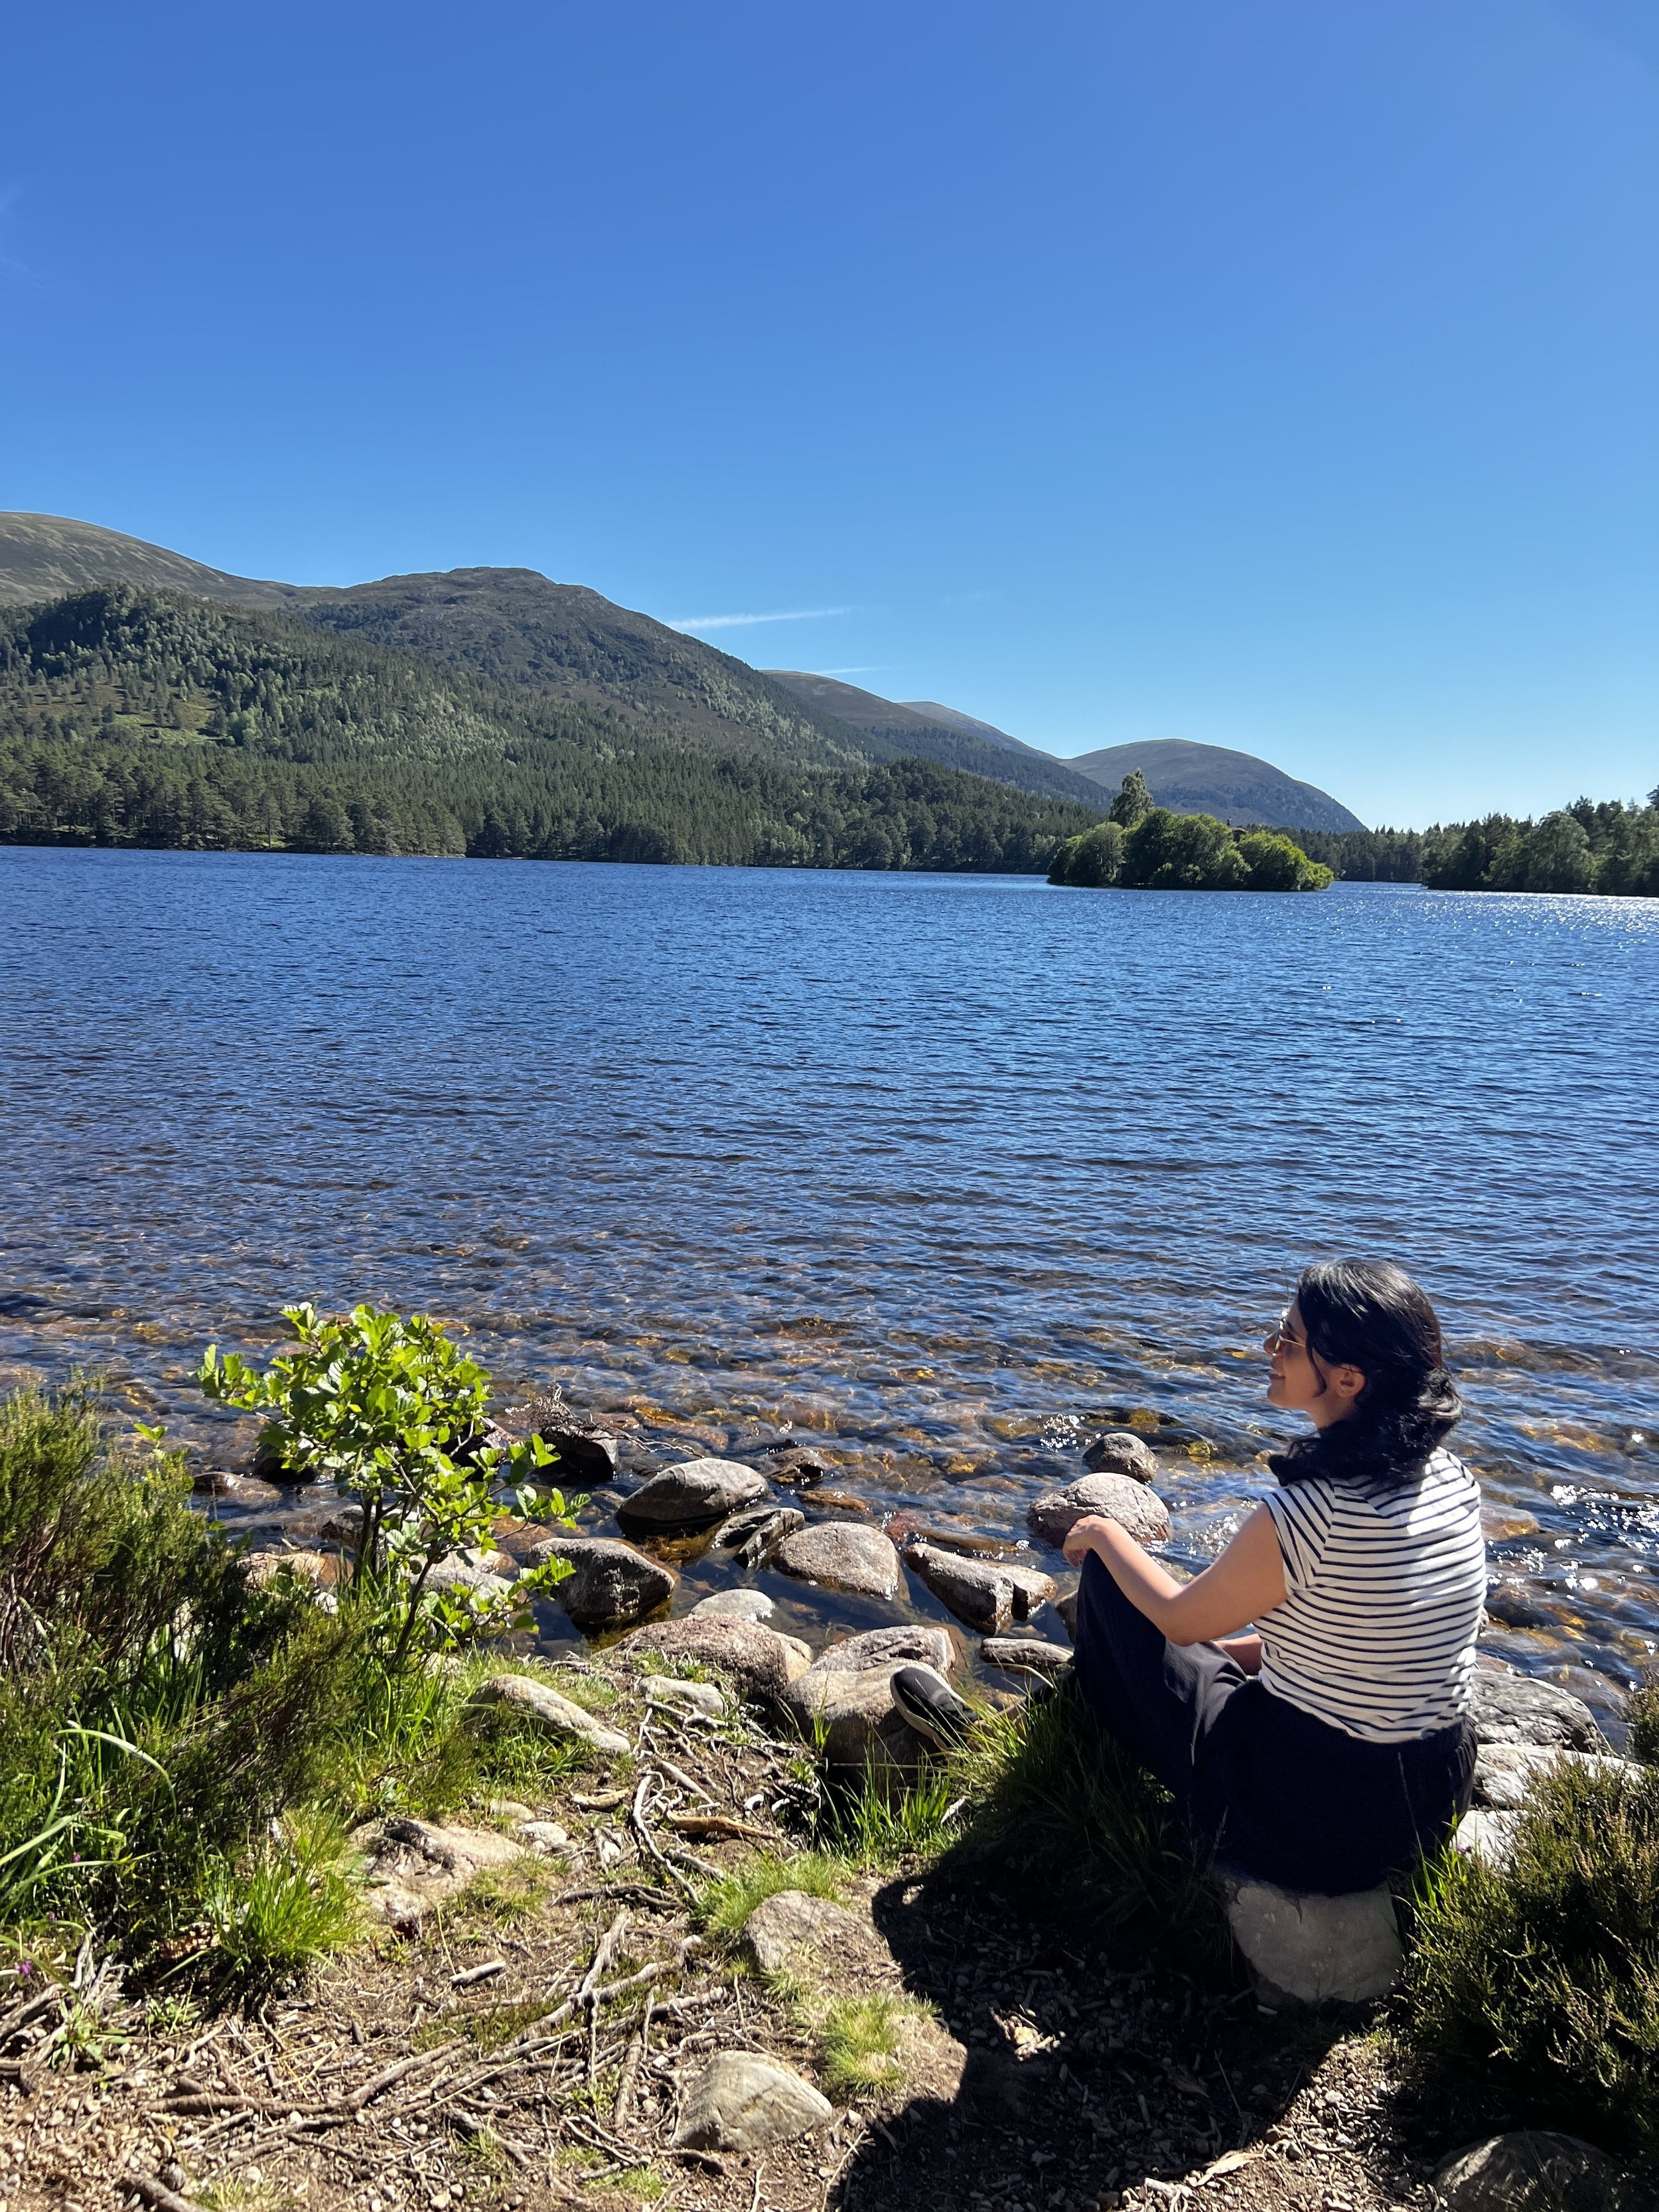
[0, 185, 42, 287]
[812, 666, 884, 677]
[668, 605, 853, 633]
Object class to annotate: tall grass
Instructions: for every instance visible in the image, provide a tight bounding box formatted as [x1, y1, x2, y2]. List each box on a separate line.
[942, 1688, 1227, 1952]
[1399, 1758, 1659, 2163]
[0, 1385, 590, 1988]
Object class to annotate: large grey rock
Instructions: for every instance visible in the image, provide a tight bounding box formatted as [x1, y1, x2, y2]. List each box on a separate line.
[1082, 1430, 1161, 1482]
[1216, 1870, 1402, 2005]
[689, 1587, 776, 1623]
[469, 1673, 630, 1757]
[1052, 1587, 1079, 1642]
[1453, 1808, 1521, 1870]
[768, 1445, 835, 1486]
[621, 1615, 812, 1700]
[781, 1662, 928, 1775]
[1469, 1670, 1607, 1753]
[1027, 1473, 1171, 1550]
[812, 1625, 956, 1676]
[982, 1637, 1074, 1676]
[1432, 2131, 1644, 2212]
[745, 1890, 869, 1975]
[622, 1457, 770, 1526]
[1473, 1741, 1642, 1811]
[902, 1541, 1013, 1633]
[528, 1534, 676, 1629]
[775, 1521, 902, 1601]
[672, 2051, 832, 2152]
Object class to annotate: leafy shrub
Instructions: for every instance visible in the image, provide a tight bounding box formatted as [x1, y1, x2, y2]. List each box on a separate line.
[200, 1303, 575, 1660]
[1398, 1760, 1659, 2163]
[1046, 819, 1124, 886]
[1235, 828, 1335, 891]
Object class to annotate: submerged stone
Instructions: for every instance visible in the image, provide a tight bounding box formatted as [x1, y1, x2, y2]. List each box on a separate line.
[1081, 1429, 1161, 1482]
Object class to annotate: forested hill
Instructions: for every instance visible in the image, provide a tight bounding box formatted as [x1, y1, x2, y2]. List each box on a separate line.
[0, 517, 1117, 806]
[0, 587, 1102, 871]
[0, 515, 887, 771]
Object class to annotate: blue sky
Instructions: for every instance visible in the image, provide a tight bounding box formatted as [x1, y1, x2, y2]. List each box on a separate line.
[3, 1, 1654, 828]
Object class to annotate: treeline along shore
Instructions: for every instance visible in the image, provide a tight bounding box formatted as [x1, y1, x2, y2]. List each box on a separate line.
[1, 585, 1655, 895]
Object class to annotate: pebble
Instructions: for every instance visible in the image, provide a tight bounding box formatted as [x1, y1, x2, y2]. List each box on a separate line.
[643, 1676, 726, 1717]
[745, 1890, 869, 1974]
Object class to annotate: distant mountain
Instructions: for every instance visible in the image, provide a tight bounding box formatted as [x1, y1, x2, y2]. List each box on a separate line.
[764, 671, 1108, 807]
[1066, 739, 1367, 834]
[0, 513, 293, 611]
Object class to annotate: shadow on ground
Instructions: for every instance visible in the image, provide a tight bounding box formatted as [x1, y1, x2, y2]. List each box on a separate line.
[828, 1848, 1433, 2212]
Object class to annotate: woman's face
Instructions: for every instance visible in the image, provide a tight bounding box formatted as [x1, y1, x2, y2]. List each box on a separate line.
[1264, 1299, 1368, 1426]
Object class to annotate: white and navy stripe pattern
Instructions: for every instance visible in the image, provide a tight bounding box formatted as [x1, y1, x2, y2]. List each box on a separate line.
[1259, 1447, 1486, 1745]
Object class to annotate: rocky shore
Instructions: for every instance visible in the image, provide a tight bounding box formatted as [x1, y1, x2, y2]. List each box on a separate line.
[1, 1410, 1647, 2212]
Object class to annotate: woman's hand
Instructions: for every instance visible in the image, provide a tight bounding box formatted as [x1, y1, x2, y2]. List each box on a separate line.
[1062, 1513, 1120, 1567]
[1061, 1503, 1289, 1647]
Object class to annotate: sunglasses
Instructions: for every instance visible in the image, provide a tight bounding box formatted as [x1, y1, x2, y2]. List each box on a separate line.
[1265, 1312, 1308, 1357]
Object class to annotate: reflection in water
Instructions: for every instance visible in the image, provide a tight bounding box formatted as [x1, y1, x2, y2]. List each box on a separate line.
[1, 849, 1655, 1724]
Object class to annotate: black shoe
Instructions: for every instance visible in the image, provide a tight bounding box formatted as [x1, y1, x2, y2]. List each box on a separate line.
[891, 1665, 974, 1748]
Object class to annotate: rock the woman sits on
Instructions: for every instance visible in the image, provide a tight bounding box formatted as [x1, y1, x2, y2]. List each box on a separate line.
[1062, 1260, 1486, 1895]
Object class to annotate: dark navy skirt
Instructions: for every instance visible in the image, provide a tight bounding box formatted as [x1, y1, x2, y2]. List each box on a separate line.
[1070, 1552, 1475, 1894]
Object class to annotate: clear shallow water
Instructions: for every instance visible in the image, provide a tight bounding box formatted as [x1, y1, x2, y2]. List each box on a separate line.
[1, 848, 1656, 1721]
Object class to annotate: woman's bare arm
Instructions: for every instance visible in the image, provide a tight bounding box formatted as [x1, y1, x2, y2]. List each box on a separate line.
[1060, 1504, 1287, 1646]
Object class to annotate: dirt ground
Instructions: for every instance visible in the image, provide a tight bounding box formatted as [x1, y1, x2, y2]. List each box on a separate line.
[0, 1666, 1601, 2212]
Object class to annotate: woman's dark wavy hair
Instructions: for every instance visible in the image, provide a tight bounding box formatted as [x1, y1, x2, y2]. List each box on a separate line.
[1269, 1258, 1462, 1487]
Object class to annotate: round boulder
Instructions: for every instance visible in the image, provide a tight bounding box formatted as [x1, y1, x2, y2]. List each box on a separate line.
[1431, 2132, 1643, 2212]
[1027, 1472, 1171, 1550]
[774, 1521, 902, 1601]
[528, 1533, 676, 1629]
[1468, 1670, 1607, 1753]
[1082, 1429, 1161, 1482]
[620, 1614, 813, 1700]
[672, 2051, 831, 2153]
[620, 1457, 770, 1527]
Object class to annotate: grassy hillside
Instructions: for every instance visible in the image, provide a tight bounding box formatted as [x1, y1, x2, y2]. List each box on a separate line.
[0, 586, 1103, 871]
[765, 670, 1109, 805]
[1068, 738, 1366, 832]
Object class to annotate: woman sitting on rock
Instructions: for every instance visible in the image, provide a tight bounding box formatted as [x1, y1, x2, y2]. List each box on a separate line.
[1058, 1260, 1484, 1894]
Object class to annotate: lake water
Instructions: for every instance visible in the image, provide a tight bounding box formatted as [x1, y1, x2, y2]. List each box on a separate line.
[2, 847, 1656, 1724]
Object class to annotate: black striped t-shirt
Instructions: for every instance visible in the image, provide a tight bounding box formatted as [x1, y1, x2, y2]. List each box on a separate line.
[1259, 1449, 1486, 1744]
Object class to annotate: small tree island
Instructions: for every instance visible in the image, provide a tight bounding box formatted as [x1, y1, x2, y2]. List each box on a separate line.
[1049, 771, 1335, 892]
